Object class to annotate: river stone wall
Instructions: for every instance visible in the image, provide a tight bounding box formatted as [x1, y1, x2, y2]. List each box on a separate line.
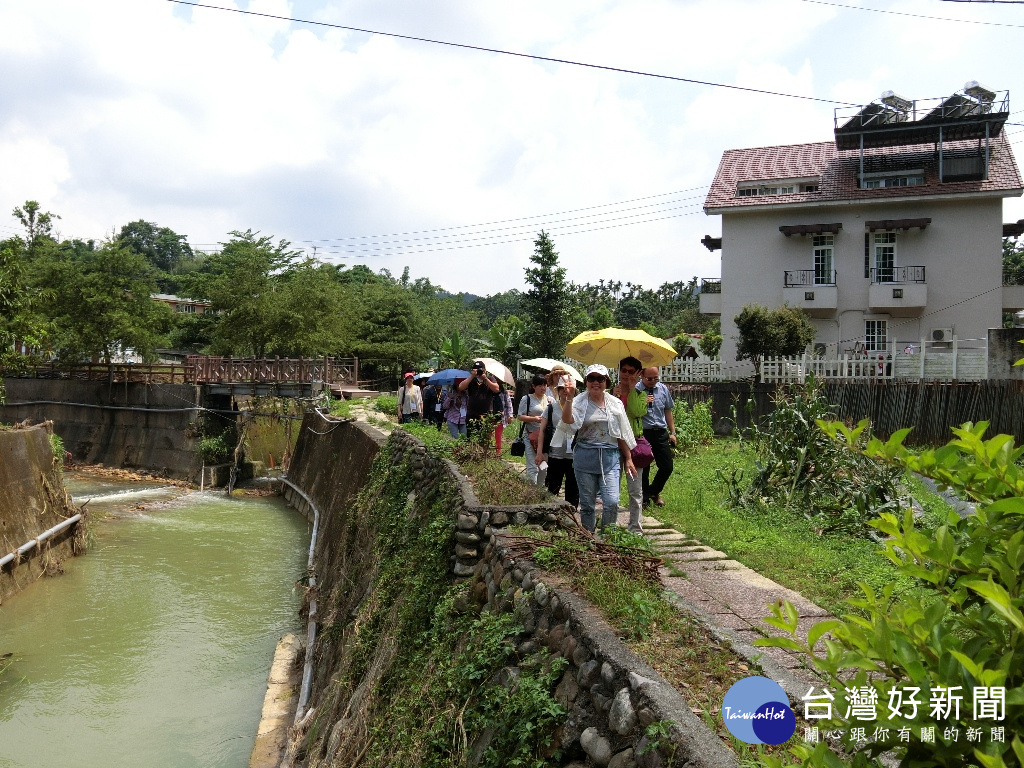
[0, 379, 207, 480]
[283, 413, 736, 767]
[0, 424, 81, 603]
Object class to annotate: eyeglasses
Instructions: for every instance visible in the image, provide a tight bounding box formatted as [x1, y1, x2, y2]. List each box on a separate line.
[642, 375, 659, 381]
[585, 375, 606, 383]
[619, 368, 638, 376]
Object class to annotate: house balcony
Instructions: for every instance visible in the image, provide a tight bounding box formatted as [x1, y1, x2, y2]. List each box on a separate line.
[868, 266, 927, 316]
[698, 278, 721, 315]
[782, 270, 838, 317]
[1004, 268, 1024, 311]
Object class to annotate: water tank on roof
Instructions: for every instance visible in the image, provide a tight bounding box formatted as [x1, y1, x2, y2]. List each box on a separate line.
[880, 90, 912, 113]
[964, 80, 995, 103]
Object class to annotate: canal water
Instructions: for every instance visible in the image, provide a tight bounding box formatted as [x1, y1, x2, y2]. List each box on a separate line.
[0, 472, 310, 768]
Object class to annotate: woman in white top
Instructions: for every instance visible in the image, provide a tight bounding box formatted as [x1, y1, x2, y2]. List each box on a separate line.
[559, 363, 636, 533]
[396, 373, 423, 423]
[517, 374, 550, 487]
[536, 365, 579, 507]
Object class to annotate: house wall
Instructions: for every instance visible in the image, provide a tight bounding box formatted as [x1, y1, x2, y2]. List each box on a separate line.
[717, 196, 1005, 363]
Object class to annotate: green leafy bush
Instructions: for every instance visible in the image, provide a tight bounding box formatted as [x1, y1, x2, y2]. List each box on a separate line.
[374, 393, 398, 415]
[673, 398, 714, 453]
[760, 420, 1024, 768]
[720, 378, 902, 534]
[197, 433, 230, 463]
[49, 432, 66, 470]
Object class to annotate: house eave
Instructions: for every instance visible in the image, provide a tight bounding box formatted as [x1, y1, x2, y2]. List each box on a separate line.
[704, 187, 1023, 216]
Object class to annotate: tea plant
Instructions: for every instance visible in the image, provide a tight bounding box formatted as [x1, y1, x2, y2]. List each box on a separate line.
[759, 420, 1024, 768]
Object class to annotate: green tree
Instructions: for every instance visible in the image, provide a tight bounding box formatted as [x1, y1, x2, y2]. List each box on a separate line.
[734, 304, 815, 380]
[523, 232, 573, 357]
[698, 319, 723, 358]
[38, 239, 171, 363]
[267, 260, 352, 357]
[12, 200, 60, 255]
[1003, 236, 1024, 285]
[184, 230, 299, 357]
[614, 296, 656, 329]
[588, 305, 615, 331]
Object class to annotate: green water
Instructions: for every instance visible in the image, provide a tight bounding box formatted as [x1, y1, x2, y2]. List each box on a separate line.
[0, 481, 310, 768]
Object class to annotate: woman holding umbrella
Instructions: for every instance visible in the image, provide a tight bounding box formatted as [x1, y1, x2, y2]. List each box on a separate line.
[559, 363, 636, 533]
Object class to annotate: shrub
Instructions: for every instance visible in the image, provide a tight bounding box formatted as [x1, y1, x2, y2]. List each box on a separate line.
[374, 394, 398, 415]
[760, 420, 1024, 768]
[197, 433, 230, 464]
[720, 377, 902, 534]
[49, 432, 66, 470]
[673, 399, 714, 453]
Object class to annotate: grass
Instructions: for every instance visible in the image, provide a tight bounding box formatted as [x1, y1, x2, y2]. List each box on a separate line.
[654, 437, 955, 616]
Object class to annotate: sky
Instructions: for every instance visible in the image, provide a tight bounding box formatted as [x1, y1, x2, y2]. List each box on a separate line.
[2, 0, 1023, 298]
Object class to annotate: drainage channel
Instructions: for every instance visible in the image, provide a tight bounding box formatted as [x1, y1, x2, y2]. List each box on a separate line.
[0, 472, 310, 768]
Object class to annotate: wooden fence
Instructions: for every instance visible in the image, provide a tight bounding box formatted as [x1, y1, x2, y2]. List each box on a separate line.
[670, 379, 1024, 447]
[3, 357, 359, 387]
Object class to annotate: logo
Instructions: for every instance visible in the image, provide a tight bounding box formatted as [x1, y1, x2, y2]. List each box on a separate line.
[721, 676, 796, 745]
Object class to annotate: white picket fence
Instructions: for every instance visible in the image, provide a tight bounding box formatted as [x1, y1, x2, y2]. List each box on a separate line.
[550, 337, 988, 384]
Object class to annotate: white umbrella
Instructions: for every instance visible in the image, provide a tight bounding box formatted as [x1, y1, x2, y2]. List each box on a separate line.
[519, 358, 584, 382]
[476, 357, 515, 386]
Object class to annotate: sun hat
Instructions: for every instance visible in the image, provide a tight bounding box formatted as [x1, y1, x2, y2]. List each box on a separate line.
[404, 372, 414, 379]
[584, 363, 611, 383]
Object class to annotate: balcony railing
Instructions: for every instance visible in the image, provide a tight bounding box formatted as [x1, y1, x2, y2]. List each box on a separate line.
[699, 278, 721, 294]
[870, 266, 926, 284]
[784, 269, 836, 287]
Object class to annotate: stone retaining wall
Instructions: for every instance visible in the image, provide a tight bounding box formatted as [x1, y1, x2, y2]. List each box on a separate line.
[0, 424, 81, 603]
[470, 533, 737, 767]
[283, 413, 736, 766]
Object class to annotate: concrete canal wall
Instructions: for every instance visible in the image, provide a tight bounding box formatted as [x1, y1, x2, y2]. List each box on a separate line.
[0, 424, 81, 604]
[0, 379, 212, 480]
[278, 413, 734, 768]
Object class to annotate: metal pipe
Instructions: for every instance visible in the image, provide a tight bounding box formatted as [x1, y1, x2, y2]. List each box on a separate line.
[281, 478, 320, 725]
[0, 514, 83, 569]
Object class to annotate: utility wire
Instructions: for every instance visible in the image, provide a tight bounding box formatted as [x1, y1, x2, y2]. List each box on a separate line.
[301, 186, 709, 243]
[800, 0, 1024, 27]
[312, 209, 703, 258]
[165, 0, 860, 106]
[300, 195, 706, 248]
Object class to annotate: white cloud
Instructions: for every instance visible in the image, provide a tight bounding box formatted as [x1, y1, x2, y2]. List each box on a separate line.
[1, 0, 1021, 293]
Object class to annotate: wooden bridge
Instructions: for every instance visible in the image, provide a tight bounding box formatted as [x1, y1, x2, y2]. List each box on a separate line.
[5, 356, 361, 398]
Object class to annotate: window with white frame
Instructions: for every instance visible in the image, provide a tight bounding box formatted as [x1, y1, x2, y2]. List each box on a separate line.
[873, 232, 896, 282]
[865, 319, 888, 350]
[812, 235, 834, 284]
[861, 169, 925, 189]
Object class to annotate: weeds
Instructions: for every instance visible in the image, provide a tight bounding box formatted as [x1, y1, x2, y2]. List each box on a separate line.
[673, 399, 714, 454]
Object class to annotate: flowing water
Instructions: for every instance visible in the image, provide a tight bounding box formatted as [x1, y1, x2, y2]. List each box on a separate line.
[0, 472, 310, 768]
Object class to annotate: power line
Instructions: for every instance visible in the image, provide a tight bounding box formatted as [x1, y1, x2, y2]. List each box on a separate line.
[301, 194, 706, 247]
[165, 0, 860, 106]
[301, 185, 708, 243]
[800, 0, 1024, 28]
[312, 209, 704, 259]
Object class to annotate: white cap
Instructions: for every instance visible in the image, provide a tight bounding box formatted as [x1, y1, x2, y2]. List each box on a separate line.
[584, 363, 610, 381]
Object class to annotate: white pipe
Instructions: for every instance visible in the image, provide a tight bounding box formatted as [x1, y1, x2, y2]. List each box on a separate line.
[281, 478, 320, 725]
[0, 514, 83, 569]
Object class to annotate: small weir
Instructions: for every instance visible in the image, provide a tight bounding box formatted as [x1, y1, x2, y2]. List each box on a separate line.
[0, 472, 310, 768]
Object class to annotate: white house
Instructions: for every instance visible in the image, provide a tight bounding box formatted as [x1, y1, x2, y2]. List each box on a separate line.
[700, 84, 1023, 367]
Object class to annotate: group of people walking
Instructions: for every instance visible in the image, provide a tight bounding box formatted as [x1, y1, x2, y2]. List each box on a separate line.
[398, 357, 677, 535]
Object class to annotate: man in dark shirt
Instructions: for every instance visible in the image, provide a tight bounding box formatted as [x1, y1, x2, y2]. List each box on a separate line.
[458, 360, 500, 441]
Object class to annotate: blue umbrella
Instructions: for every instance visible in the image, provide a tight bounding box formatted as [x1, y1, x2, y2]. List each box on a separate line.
[427, 368, 471, 386]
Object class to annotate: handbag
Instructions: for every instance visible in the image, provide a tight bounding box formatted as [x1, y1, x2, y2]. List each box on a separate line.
[528, 429, 541, 449]
[510, 423, 527, 457]
[630, 435, 655, 469]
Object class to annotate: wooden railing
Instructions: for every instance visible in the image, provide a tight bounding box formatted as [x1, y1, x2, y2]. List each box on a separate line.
[3, 357, 359, 386]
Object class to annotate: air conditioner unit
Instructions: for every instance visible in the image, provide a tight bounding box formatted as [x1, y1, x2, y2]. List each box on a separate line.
[931, 328, 954, 343]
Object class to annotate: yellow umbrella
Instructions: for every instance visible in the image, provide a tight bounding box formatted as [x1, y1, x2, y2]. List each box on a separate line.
[565, 328, 678, 369]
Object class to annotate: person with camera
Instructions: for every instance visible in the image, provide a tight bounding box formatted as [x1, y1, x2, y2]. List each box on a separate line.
[458, 360, 500, 442]
[536, 365, 579, 508]
[517, 374, 551, 486]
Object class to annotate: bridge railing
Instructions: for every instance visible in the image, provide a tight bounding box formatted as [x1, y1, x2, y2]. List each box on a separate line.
[3, 357, 359, 386]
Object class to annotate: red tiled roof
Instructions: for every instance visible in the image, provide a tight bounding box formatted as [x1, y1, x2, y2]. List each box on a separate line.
[704, 136, 1022, 211]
